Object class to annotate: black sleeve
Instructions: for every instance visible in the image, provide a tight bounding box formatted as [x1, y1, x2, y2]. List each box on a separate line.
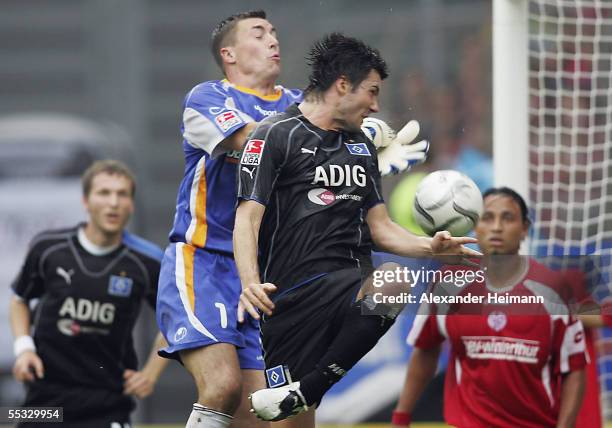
[11, 238, 48, 301]
[364, 141, 385, 210]
[237, 122, 288, 206]
[144, 257, 161, 310]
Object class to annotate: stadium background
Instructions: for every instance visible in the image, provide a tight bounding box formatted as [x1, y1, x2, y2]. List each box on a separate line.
[1, 0, 608, 426]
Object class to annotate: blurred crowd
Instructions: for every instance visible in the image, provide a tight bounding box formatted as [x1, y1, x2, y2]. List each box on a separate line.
[385, 26, 493, 233]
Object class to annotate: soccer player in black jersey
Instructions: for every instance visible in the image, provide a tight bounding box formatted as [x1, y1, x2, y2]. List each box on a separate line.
[234, 34, 480, 426]
[9, 160, 168, 428]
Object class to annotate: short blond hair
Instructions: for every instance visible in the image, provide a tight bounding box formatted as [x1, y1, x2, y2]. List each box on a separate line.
[81, 159, 136, 198]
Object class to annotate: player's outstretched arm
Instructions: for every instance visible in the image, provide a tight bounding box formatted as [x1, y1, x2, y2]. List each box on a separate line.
[392, 346, 441, 427]
[233, 200, 277, 322]
[366, 204, 480, 259]
[557, 370, 585, 428]
[10, 295, 44, 382]
[123, 332, 169, 399]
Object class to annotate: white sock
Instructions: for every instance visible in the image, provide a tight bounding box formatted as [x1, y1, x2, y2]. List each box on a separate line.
[186, 403, 233, 428]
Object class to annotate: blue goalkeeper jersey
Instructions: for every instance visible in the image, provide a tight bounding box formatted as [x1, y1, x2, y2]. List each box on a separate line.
[168, 79, 302, 254]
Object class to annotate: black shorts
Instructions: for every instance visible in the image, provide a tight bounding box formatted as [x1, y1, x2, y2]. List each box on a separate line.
[18, 380, 133, 428]
[261, 268, 362, 381]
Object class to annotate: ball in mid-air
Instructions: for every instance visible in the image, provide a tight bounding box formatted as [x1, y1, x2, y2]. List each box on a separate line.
[413, 170, 483, 237]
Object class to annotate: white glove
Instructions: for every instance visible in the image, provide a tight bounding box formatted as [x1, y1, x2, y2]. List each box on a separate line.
[363, 119, 429, 175]
[361, 117, 396, 148]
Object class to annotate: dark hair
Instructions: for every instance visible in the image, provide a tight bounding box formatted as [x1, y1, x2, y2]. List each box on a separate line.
[211, 10, 267, 70]
[304, 33, 389, 98]
[82, 159, 136, 198]
[482, 187, 530, 224]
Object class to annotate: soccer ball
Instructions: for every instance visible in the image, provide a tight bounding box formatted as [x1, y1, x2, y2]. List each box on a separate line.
[412, 170, 483, 237]
[361, 117, 395, 148]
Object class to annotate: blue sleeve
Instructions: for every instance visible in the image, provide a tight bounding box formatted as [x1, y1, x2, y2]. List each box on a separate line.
[182, 82, 254, 157]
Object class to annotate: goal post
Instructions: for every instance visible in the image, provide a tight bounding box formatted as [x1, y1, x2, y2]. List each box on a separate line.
[493, 0, 529, 201]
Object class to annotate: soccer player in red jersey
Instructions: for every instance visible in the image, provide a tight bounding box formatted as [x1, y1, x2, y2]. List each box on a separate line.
[564, 267, 612, 428]
[575, 310, 612, 428]
[392, 187, 587, 428]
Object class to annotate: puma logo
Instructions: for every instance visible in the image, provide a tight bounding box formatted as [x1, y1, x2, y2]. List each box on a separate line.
[242, 166, 255, 180]
[301, 147, 317, 156]
[56, 267, 75, 285]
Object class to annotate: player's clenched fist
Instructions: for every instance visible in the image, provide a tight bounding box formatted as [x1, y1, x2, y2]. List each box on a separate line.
[238, 282, 277, 321]
[13, 350, 44, 383]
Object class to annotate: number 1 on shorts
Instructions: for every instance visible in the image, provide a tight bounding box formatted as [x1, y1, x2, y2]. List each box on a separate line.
[215, 302, 228, 328]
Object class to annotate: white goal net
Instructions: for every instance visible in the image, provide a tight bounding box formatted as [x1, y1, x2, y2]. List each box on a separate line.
[498, 0, 612, 419]
[528, 0, 612, 258]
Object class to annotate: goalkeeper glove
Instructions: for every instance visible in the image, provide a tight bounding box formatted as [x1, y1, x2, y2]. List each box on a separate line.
[361, 117, 396, 148]
[362, 119, 429, 175]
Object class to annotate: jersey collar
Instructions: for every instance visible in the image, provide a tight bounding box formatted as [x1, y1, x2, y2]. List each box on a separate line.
[77, 227, 121, 256]
[222, 79, 283, 101]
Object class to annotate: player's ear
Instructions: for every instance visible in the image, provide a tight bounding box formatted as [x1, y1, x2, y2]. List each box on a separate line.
[220, 46, 236, 65]
[335, 75, 350, 95]
[520, 221, 529, 241]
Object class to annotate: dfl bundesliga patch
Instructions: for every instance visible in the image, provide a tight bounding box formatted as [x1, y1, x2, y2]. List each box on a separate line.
[215, 110, 242, 132]
[241, 139, 266, 166]
[108, 275, 133, 297]
[345, 142, 371, 156]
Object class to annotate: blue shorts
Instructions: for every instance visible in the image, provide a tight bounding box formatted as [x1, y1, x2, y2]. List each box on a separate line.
[156, 243, 264, 370]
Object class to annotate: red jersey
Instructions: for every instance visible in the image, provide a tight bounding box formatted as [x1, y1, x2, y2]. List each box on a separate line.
[565, 269, 610, 428]
[408, 259, 587, 428]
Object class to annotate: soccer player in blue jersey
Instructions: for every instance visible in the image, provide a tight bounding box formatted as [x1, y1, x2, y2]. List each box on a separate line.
[155, 10, 302, 428]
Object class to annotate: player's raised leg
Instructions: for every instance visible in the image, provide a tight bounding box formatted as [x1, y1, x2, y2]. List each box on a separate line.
[249, 263, 408, 426]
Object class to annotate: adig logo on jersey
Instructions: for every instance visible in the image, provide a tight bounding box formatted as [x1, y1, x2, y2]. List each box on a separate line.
[308, 188, 336, 206]
[345, 142, 371, 156]
[215, 110, 242, 132]
[308, 188, 363, 206]
[241, 139, 266, 166]
[312, 164, 367, 187]
[108, 275, 133, 297]
[58, 297, 116, 325]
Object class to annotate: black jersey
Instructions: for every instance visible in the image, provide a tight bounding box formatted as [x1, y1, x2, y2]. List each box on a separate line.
[237, 104, 384, 294]
[11, 224, 162, 395]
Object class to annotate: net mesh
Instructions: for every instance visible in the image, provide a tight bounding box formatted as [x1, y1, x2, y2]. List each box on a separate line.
[528, 0, 612, 418]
